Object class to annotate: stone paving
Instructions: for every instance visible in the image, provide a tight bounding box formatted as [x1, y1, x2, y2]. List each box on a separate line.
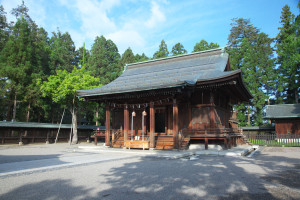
[0, 143, 299, 199]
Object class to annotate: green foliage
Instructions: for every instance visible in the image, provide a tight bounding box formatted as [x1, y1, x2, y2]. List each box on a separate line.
[153, 40, 169, 59]
[171, 43, 187, 56]
[275, 4, 300, 103]
[227, 18, 276, 126]
[40, 67, 101, 105]
[193, 39, 219, 52]
[120, 47, 135, 69]
[88, 35, 121, 85]
[49, 30, 76, 74]
[135, 53, 149, 62]
[0, 5, 9, 51]
[76, 43, 90, 67]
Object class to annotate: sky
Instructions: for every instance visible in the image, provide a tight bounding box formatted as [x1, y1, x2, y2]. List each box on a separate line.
[0, 0, 299, 57]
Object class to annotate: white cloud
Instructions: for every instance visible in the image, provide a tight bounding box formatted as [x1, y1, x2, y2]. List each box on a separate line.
[106, 30, 145, 54]
[145, 1, 166, 28]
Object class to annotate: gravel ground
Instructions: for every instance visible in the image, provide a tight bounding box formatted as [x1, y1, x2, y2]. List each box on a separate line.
[0, 145, 300, 200]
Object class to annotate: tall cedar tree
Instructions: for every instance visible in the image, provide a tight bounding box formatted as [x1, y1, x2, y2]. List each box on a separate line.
[0, 6, 9, 120]
[76, 43, 90, 67]
[276, 4, 299, 103]
[120, 47, 135, 69]
[0, 17, 33, 121]
[49, 30, 76, 74]
[88, 35, 121, 85]
[193, 40, 219, 52]
[153, 40, 169, 59]
[171, 43, 187, 56]
[227, 18, 275, 126]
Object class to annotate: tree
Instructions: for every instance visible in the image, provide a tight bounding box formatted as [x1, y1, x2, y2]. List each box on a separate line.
[171, 42, 187, 56]
[135, 53, 149, 62]
[0, 5, 9, 51]
[227, 18, 276, 126]
[76, 43, 90, 67]
[88, 35, 121, 85]
[120, 47, 135, 70]
[193, 40, 219, 52]
[153, 40, 169, 59]
[49, 30, 76, 74]
[0, 17, 33, 121]
[40, 67, 101, 144]
[275, 4, 299, 103]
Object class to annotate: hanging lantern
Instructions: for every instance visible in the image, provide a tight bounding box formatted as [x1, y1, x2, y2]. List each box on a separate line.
[142, 111, 147, 116]
[132, 111, 136, 117]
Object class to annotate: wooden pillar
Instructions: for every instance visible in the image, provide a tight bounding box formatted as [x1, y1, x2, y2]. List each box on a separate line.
[150, 102, 155, 148]
[188, 102, 192, 128]
[168, 106, 172, 134]
[210, 91, 215, 128]
[124, 104, 129, 146]
[173, 99, 178, 149]
[105, 105, 111, 146]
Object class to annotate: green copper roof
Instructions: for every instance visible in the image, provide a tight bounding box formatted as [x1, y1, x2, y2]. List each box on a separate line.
[265, 104, 300, 119]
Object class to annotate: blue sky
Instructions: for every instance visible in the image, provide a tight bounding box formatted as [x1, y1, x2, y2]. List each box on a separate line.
[0, 0, 299, 57]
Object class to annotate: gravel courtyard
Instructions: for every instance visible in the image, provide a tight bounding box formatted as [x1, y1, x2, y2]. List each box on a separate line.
[0, 144, 300, 200]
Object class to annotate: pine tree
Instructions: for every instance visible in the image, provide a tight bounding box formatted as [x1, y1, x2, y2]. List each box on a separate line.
[135, 53, 149, 62]
[153, 40, 169, 59]
[227, 18, 276, 126]
[0, 5, 9, 51]
[171, 43, 187, 56]
[88, 35, 121, 85]
[120, 47, 135, 69]
[276, 4, 299, 103]
[49, 30, 76, 74]
[0, 17, 33, 121]
[193, 39, 219, 52]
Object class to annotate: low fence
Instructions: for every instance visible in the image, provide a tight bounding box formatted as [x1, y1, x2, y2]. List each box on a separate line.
[245, 133, 300, 147]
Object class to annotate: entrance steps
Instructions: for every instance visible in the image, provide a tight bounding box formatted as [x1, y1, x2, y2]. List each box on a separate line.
[189, 144, 223, 151]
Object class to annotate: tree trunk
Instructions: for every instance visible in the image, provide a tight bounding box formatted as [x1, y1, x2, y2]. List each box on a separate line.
[12, 92, 17, 122]
[96, 105, 99, 126]
[26, 103, 31, 122]
[247, 106, 251, 126]
[71, 97, 78, 144]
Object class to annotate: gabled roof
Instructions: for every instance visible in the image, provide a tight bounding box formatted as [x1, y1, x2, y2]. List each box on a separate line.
[77, 48, 251, 100]
[265, 104, 300, 119]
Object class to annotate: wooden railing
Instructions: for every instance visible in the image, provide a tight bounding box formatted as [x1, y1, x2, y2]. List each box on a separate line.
[182, 128, 242, 137]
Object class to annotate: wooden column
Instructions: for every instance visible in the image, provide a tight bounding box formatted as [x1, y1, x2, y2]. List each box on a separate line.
[173, 99, 178, 149]
[105, 105, 110, 146]
[188, 102, 192, 128]
[150, 102, 155, 148]
[210, 91, 215, 128]
[124, 104, 129, 146]
[168, 106, 172, 134]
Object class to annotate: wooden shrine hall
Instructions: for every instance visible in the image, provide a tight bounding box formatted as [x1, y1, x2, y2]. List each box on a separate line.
[78, 48, 252, 150]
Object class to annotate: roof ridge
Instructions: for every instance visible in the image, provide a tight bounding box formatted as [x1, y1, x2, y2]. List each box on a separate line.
[125, 47, 226, 69]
